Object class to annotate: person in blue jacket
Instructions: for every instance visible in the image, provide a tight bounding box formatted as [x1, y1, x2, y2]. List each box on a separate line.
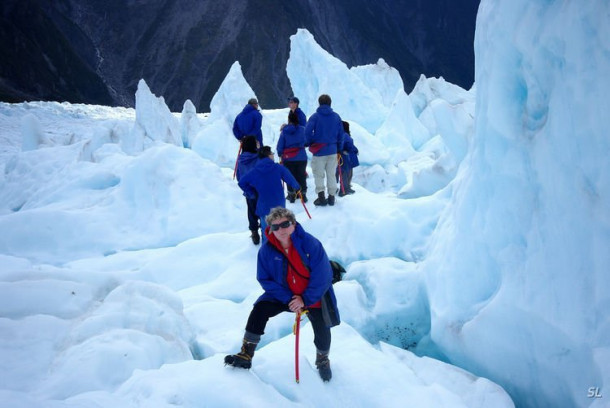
[224, 207, 340, 382]
[304, 94, 344, 207]
[238, 146, 301, 242]
[337, 121, 359, 196]
[236, 136, 262, 245]
[233, 98, 263, 146]
[277, 111, 308, 203]
[288, 96, 307, 127]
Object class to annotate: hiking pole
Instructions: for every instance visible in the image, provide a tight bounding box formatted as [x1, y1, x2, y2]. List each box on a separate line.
[337, 154, 345, 195]
[293, 309, 308, 383]
[297, 191, 312, 219]
[279, 159, 286, 190]
[232, 143, 242, 180]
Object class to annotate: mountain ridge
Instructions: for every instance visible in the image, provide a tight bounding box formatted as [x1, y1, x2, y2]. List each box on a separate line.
[0, 0, 479, 111]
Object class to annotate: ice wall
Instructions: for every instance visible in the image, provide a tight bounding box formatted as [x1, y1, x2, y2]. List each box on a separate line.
[190, 61, 260, 166]
[129, 80, 181, 153]
[286, 29, 394, 133]
[423, 1, 610, 407]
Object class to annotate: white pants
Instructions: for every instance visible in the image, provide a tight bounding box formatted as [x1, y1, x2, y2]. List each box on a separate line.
[311, 154, 338, 196]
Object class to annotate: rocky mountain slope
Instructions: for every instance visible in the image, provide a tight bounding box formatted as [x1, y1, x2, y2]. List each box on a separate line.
[1, 0, 479, 111]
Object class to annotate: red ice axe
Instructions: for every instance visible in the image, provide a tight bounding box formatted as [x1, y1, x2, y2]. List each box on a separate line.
[293, 309, 308, 383]
[296, 191, 312, 219]
[233, 143, 242, 180]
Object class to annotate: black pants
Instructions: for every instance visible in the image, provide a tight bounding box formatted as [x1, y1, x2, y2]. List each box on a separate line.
[283, 160, 308, 193]
[246, 197, 259, 232]
[347, 168, 353, 188]
[336, 164, 352, 191]
[245, 300, 331, 352]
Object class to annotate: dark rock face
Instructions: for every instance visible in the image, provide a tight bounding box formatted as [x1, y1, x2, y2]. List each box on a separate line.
[0, 0, 479, 111]
[0, 0, 114, 105]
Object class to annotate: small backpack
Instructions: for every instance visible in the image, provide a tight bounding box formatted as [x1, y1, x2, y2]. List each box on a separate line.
[329, 260, 346, 284]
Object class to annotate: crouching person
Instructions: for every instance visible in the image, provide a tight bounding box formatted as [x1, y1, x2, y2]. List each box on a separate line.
[224, 207, 340, 381]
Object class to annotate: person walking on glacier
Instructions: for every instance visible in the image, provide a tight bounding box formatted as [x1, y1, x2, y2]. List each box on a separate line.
[235, 135, 262, 245]
[233, 98, 263, 146]
[288, 96, 307, 127]
[238, 146, 301, 243]
[304, 94, 344, 206]
[337, 120, 359, 196]
[277, 110, 308, 203]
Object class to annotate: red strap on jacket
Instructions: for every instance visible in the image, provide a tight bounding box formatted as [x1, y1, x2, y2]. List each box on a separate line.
[308, 143, 326, 154]
[267, 234, 321, 308]
[282, 147, 302, 160]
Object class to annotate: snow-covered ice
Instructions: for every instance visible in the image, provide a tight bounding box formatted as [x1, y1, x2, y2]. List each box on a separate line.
[1, 1, 608, 406]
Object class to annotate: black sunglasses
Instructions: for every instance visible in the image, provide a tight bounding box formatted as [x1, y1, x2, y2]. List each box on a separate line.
[270, 220, 293, 231]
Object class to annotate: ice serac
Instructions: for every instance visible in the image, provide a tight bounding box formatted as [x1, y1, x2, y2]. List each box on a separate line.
[128, 79, 181, 154]
[180, 99, 200, 149]
[423, 1, 610, 407]
[286, 29, 388, 134]
[191, 61, 259, 166]
[350, 58, 404, 109]
[20, 114, 46, 152]
[375, 90, 425, 161]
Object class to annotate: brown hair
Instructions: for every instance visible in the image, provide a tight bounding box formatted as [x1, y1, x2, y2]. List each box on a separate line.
[265, 207, 297, 226]
[288, 110, 299, 125]
[318, 94, 331, 106]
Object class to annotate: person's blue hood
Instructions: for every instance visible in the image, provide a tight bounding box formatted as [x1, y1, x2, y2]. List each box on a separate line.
[254, 157, 276, 171]
[242, 104, 258, 114]
[282, 124, 299, 135]
[238, 151, 258, 166]
[316, 105, 334, 116]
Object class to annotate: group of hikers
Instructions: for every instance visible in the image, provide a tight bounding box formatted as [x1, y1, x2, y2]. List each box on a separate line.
[234, 94, 360, 245]
[224, 94, 359, 382]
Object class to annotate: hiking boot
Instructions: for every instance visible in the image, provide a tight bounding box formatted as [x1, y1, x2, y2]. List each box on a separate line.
[286, 192, 296, 203]
[301, 192, 308, 203]
[315, 352, 332, 382]
[225, 340, 258, 369]
[313, 192, 327, 206]
[327, 195, 335, 206]
[338, 189, 347, 197]
[347, 187, 356, 194]
[250, 230, 260, 245]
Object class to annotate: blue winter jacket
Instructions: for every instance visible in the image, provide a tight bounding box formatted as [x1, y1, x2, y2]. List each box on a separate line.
[233, 104, 263, 146]
[294, 107, 307, 127]
[238, 157, 300, 218]
[277, 124, 307, 162]
[349, 138, 360, 168]
[340, 132, 359, 169]
[304, 105, 344, 157]
[256, 223, 341, 327]
[236, 152, 259, 181]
